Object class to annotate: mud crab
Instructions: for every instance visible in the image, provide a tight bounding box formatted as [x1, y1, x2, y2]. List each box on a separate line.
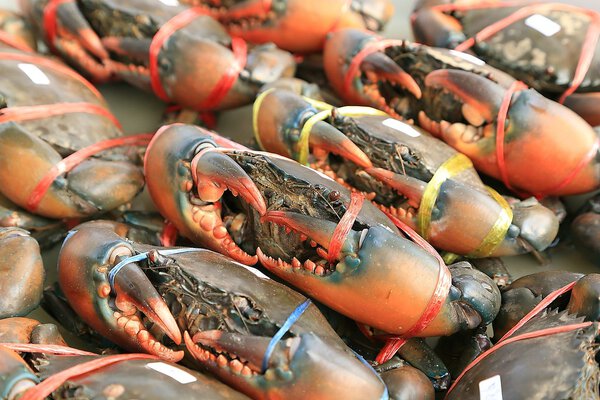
[192, 0, 394, 53]
[144, 124, 501, 339]
[412, 0, 600, 126]
[57, 223, 389, 399]
[22, 0, 296, 111]
[323, 28, 600, 197]
[253, 88, 559, 258]
[0, 22, 146, 219]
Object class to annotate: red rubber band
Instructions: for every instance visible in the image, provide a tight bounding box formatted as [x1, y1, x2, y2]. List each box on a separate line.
[0, 31, 35, 53]
[42, 0, 74, 54]
[26, 133, 153, 212]
[149, 8, 247, 110]
[20, 353, 160, 400]
[372, 211, 451, 364]
[0, 343, 95, 356]
[160, 220, 178, 247]
[445, 281, 589, 397]
[327, 192, 364, 264]
[495, 81, 599, 198]
[0, 51, 102, 99]
[0, 102, 121, 128]
[432, 2, 600, 104]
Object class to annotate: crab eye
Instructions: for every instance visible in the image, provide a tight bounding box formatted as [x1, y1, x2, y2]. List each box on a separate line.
[358, 229, 368, 249]
[108, 245, 133, 265]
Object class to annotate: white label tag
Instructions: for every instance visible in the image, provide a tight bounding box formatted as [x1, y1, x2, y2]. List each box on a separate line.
[237, 263, 271, 280]
[382, 118, 421, 137]
[449, 49, 486, 66]
[159, 0, 180, 6]
[479, 375, 503, 400]
[146, 362, 197, 384]
[525, 14, 561, 37]
[17, 63, 50, 85]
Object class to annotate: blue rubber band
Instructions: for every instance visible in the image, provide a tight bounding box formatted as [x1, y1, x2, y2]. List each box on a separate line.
[108, 248, 201, 290]
[261, 298, 312, 373]
[351, 349, 390, 400]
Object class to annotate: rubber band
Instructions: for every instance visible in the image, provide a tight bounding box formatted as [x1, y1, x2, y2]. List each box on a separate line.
[26, 133, 153, 212]
[297, 106, 388, 165]
[108, 247, 201, 291]
[261, 299, 311, 373]
[0, 102, 121, 128]
[418, 153, 472, 240]
[417, 153, 513, 258]
[252, 88, 275, 151]
[494, 80, 598, 198]
[149, 8, 247, 110]
[0, 30, 35, 53]
[20, 353, 160, 400]
[430, 1, 600, 104]
[351, 349, 389, 400]
[0, 51, 102, 99]
[445, 280, 587, 398]
[0, 343, 96, 356]
[328, 192, 364, 264]
[42, 0, 73, 54]
[376, 212, 452, 364]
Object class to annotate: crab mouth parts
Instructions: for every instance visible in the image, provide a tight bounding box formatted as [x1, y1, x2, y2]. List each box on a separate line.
[256, 220, 337, 277]
[184, 332, 261, 377]
[113, 309, 183, 362]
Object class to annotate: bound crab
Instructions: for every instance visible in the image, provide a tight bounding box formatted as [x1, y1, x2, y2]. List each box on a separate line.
[0, 13, 146, 220]
[57, 223, 390, 399]
[323, 28, 600, 197]
[252, 88, 559, 258]
[21, 0, 296, 111]
[144, 124, 501, 343]
[412, 0, 600, 126]
[189, 0, 394, 53]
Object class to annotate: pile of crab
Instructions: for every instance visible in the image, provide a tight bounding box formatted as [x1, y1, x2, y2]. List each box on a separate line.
[0, 0, 599, 399]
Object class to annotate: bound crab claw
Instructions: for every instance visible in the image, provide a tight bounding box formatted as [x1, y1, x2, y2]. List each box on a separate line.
[218, 0, 394, 53]
[58, 227, 184, 362]
[253, 89, 559, 257]
[22, 0, 296, 111]
[323, 28, 600, 196]
[185, 331, 386, 399]
[144, 125, 267, 265]
[260, 211, 500, 335]
[424, 69, 600, 196]
[59, 224, 386, 399]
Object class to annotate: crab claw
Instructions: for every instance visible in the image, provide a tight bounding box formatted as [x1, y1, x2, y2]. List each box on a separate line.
[185, 330, 386, 400]
[253, 89, 372, 168]
[112, 260, 182, 345]
[424, 69, 600, 196]
[192, 149, 266, 216]
[361, 52, 422, 99]
[58, 226, 184, 362]
[145, 125, 261, 265]
[308, 121, 373, 168]
[259, 210, 500, 335]
[0, 346, 38, 400]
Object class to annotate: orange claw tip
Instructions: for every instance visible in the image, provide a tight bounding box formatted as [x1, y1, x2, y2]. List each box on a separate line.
[309, 121, 373, 168]
[362, 52, 422, 99]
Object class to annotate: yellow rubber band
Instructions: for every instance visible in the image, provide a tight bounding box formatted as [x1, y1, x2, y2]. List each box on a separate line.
[418, 153, 472, 240]
[302, 96, 334, 111]
[417, 153, 513, 258]
[252, 88, 276, 151]
[297, 105, 388, 165]
[469, 187, 513, 258]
